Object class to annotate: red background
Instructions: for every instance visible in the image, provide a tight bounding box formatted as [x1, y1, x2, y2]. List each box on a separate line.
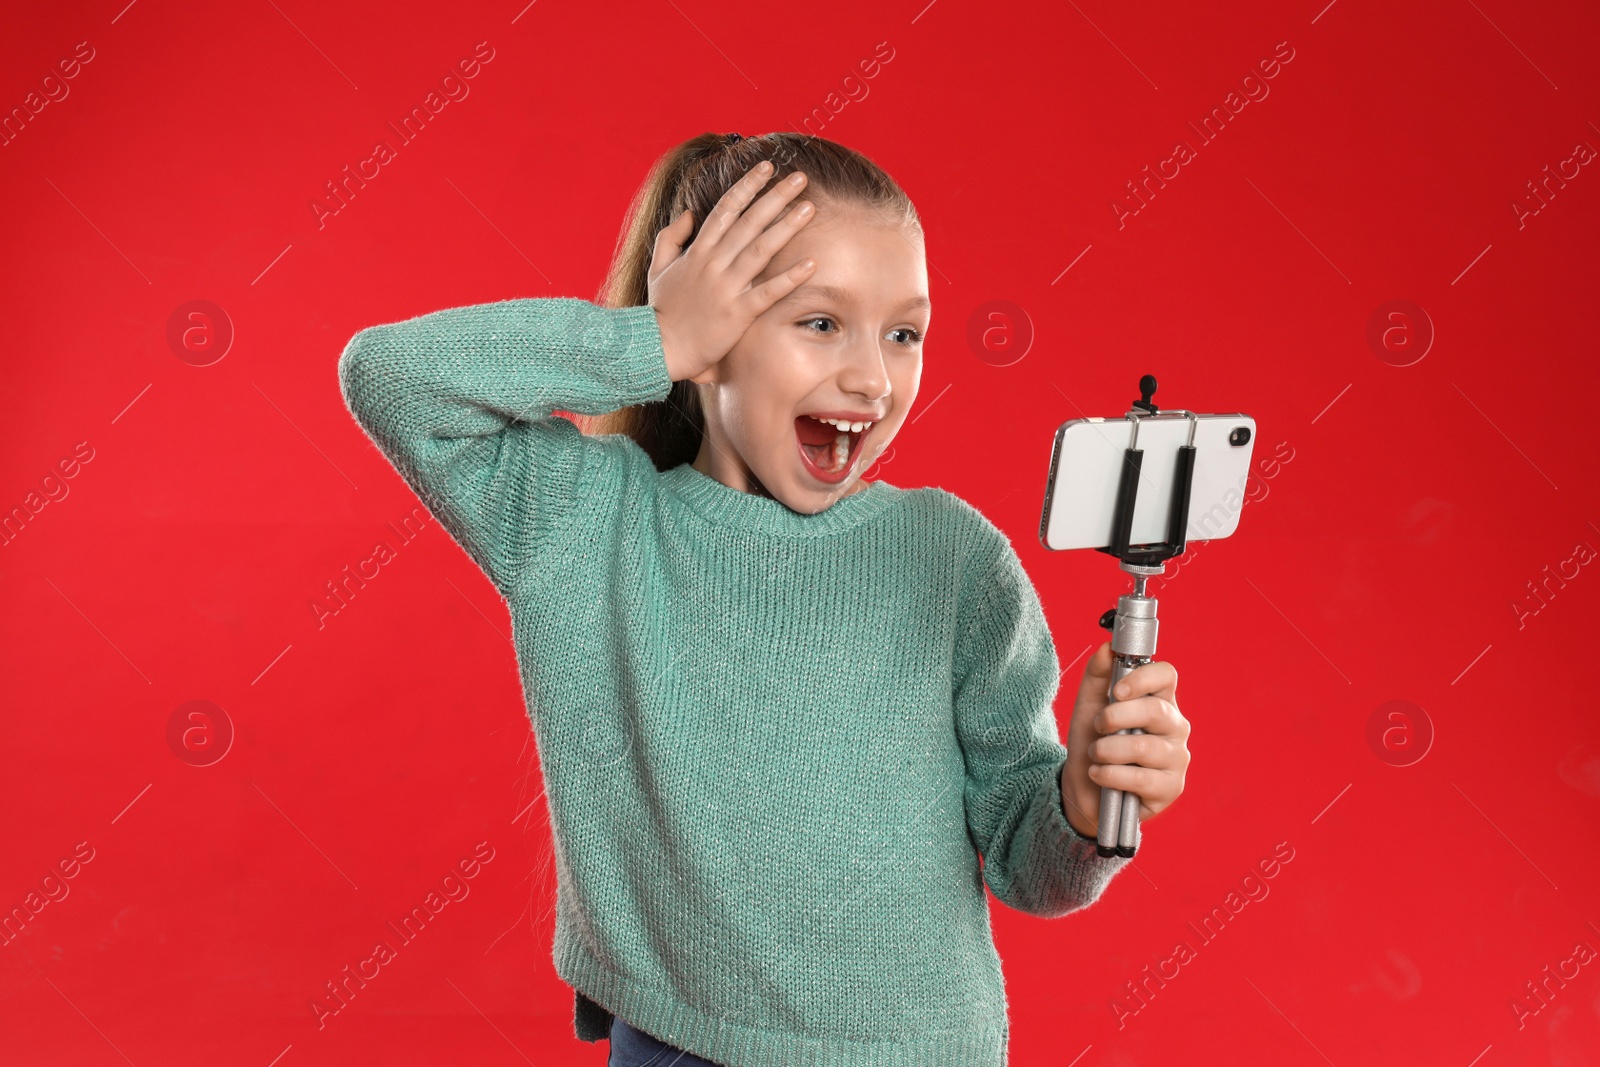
[4, 0, 1599, 1064]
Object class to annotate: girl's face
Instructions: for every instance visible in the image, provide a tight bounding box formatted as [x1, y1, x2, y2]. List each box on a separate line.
[689, 199, 929, 512]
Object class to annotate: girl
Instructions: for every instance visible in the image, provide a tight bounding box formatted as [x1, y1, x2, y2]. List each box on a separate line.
[338, 131, 1191, 1067]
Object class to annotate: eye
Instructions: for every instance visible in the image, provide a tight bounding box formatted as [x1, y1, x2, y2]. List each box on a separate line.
[799, 316, 838, 335]
[888, 326, 923, 347]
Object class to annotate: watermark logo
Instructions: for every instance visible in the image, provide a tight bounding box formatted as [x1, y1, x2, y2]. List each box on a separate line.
[1109, 839, 1296, 1028]
[310, 841, 496, 1030]
[1366, 699, 1433, 768]
[167, 300, 234, 367]
[1512, 537, 1596, 631]
[1, 40, 96, 150]
[1111, 40, 1297, 230]
[1366, 300, 1433, 367]
[166, 699, 234, 767]
[862, 443, 897, 480]
[785, 41, 897, 145]
[1511, 138, 1596, 230]
[1509, 936, 1596, 1031]
[1, 841, 96, 947]
[310, 42, 496, 230]
[1, 440, 96, 549]
[966, 299, 1034, 367]
[1147, 439, 1295, 594]
[309, 509, 430, 630]
[576, 708, 632, 771]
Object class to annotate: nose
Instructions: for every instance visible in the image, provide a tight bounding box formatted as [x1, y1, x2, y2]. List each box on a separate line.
[837, 331, 892, 406]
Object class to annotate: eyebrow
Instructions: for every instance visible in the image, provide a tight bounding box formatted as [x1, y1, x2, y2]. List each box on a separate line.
[777, 283, 931, 313]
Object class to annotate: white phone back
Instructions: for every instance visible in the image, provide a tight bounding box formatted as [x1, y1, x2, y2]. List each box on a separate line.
[1039, 412, 1258, 552]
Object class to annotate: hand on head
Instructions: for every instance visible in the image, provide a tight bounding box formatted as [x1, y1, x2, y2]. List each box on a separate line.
[648, 161, 818, 383]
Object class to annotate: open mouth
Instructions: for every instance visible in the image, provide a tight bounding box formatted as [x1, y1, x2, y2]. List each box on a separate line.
[794, 414, 873, 484]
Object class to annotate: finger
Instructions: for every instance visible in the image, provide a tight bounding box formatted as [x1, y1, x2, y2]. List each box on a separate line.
[650, 208, 694, 276]
[1110, 658, 1177, 702]
[1097, 694, 1182, 735]
[1086, 760, 1171, 799]
[1088, 729, 1180, 770]
[735, 199, 816, 301]
[695, 161, 776, 255]
[747, 254, 817, 310]
[720, 171, 811, 271]
[1079, 641, 1114, 684]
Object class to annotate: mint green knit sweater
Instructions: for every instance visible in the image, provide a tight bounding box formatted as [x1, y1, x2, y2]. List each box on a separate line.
[336, 297, 1132, 1066]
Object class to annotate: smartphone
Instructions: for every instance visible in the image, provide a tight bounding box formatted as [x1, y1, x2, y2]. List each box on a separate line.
[1039, 411, 1258, 552]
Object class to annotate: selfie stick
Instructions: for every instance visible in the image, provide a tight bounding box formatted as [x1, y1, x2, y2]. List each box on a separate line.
[1093, 375, 1197, 859]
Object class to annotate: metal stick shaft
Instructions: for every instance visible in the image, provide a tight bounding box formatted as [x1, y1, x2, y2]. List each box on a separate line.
[1099, 661, 1147, 857]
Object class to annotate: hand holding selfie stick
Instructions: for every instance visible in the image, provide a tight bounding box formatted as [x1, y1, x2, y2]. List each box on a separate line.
[1092, 376, 1197, 859]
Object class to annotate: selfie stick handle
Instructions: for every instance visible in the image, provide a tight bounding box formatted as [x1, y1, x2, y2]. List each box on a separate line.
[1098, 565, 1161, 858]
[1092, 375, 1197, 860]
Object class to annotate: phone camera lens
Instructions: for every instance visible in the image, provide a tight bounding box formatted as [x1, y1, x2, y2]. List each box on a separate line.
[1229, 426, 1252, 446]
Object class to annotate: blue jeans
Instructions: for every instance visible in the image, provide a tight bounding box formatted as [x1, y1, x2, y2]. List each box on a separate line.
[608, 1016, 725, 1067]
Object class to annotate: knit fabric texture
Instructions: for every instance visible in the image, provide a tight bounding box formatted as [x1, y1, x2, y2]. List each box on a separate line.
[336, 296, 1133, 1067]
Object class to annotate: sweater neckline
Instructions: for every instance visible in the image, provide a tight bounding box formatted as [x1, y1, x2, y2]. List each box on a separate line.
[660, 462, 897, 537]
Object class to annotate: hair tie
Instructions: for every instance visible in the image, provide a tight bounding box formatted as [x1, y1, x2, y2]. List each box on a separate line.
[724, 132, 743, 145]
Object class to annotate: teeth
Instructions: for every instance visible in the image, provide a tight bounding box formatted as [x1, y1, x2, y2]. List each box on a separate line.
[801, 418, 865, 475]
[814, 416, 873, 433]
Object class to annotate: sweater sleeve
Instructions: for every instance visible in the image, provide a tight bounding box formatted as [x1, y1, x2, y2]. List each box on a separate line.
[951, 541, 1132, 919]
[336, 298, 672, 596]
